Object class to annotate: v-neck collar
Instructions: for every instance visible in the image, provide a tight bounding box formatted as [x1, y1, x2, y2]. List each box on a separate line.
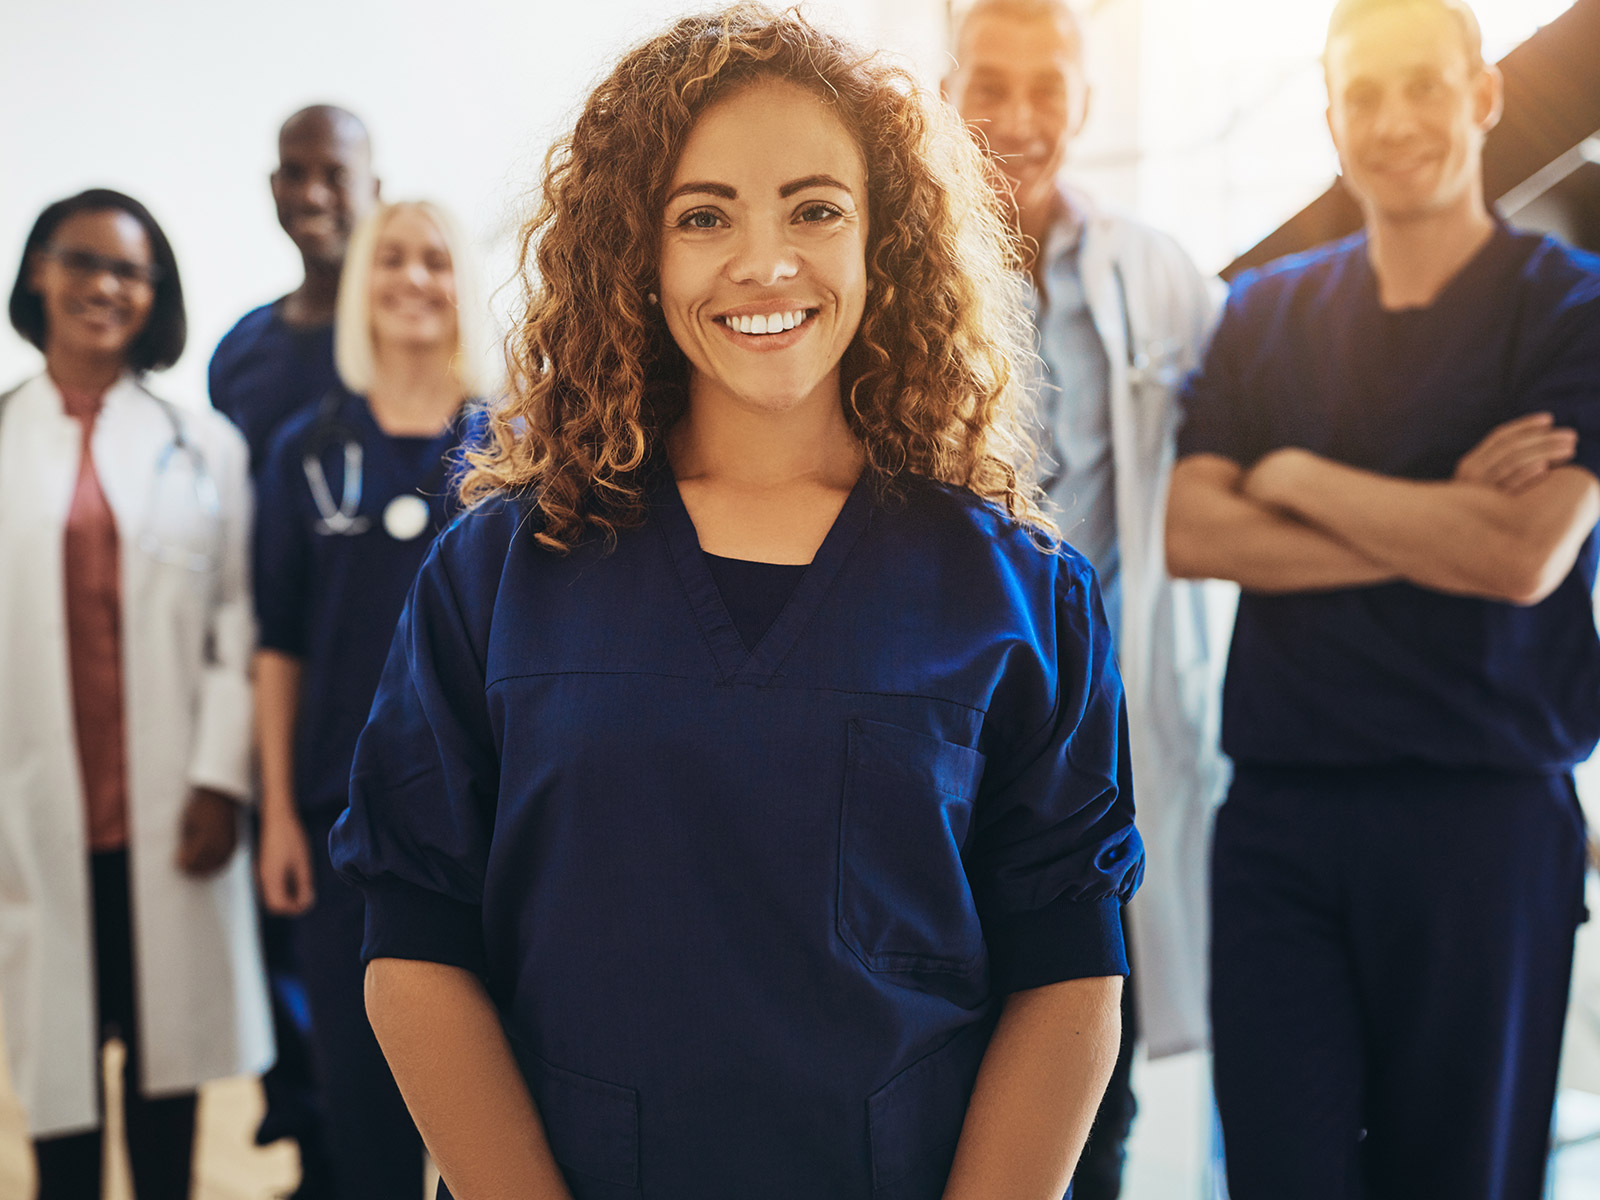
[654, 466, 874, 685]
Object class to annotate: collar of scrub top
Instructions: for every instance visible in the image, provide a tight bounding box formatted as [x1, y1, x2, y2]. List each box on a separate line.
[651, 460, 873, 686]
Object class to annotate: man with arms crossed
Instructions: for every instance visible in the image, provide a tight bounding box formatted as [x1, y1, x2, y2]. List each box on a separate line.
[946, 3, 1231, 1195]
[1167, 1, 1600, 1196]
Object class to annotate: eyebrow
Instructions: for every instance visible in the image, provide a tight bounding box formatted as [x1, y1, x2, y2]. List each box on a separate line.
[778, 174, 853, 198]
[664, 174, 855, 206]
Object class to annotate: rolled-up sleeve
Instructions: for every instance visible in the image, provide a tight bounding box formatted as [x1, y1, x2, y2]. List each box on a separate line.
[968, 564, 1144, 995]
[252, 427, 312, 658]
[330, 530, 500, 978]
[1519, 272, 1600, 479]
[186, 423, 256, 800]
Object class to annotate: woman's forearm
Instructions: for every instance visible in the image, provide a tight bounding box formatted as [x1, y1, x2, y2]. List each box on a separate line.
[365, 957, 573, 1200]
[942, 976, 1123, 1200]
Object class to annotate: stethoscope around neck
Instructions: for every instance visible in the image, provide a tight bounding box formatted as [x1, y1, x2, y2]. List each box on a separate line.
[302, 391, 371, 536]
[301, 389, 440, 542]
[0, 379, 224, 573]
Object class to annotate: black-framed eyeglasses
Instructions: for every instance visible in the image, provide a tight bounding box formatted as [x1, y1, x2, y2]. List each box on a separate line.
[44, 246, 161, 287]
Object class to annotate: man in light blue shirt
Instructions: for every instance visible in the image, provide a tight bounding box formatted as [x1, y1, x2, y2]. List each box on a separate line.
[1027, 215, 1121, 635]
[947, 2, 1229, 1195]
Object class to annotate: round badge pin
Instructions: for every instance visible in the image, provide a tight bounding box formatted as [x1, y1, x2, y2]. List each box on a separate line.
[383, 494, 431, 541]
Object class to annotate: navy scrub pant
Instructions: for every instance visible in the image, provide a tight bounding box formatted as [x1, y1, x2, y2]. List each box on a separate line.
[1211, 764, 1588, 1200]
[296, 805, 425, 1200]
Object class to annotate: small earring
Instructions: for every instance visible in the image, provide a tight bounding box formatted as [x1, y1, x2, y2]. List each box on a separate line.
[646, 291, 659, 305]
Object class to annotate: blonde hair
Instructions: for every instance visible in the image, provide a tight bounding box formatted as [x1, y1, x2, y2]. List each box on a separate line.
[334, 200, 494, 397]
[462, 3, 1050, 552]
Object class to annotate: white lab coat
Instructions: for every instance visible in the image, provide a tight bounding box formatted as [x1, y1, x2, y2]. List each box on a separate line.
[0, 372, 273, 1139]
[1066, 190, 1237, 1058]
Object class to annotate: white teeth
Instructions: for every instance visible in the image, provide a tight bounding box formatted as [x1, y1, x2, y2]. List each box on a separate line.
[726, 309, 808, 335]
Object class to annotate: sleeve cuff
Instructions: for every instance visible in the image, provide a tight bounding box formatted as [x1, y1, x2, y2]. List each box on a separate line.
[187, 667, 253, 800]
[984, 893, 1128, 995]
[256, 623, 307, 658]
[358, 876, 489, 978]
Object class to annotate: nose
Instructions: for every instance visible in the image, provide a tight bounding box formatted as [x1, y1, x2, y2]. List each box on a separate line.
[990, 95, 1042, 145]
[299, 177, 335, 211]
[727, 221, 799, 288]
[86, 266, 123, 298]
[402, 260, 434, 290]
[1370, 90, 1422, 142]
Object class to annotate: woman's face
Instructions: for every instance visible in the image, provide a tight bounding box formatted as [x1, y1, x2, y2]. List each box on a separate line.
[368, 207, 458, 355]
[28, 209, 156, 367]
[658, 78, 869, 417]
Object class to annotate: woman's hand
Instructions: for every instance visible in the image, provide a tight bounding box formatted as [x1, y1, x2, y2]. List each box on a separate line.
[258, 803, 317, 916]
[176, 787, 241, 877]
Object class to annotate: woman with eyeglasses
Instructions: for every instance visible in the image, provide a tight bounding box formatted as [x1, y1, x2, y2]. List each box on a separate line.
[0, 188, 270, 1199]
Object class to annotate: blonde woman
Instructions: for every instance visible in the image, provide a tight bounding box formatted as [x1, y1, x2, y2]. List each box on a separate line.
[252, 199, 489, 1200]
[334, 9, 1143, 1199]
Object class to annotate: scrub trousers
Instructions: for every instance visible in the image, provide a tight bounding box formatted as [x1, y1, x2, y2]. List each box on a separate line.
[32, 850, 198, 1200]
[1211, 764, 1588, 1200]
[296, 805, 425, 1200]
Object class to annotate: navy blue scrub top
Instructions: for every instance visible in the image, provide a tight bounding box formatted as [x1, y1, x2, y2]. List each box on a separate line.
[1178, 225, 1600, 770]
[332, 470, 1142, 1199]
[209, 300, 339, 470]
[254, 388, 474, 813]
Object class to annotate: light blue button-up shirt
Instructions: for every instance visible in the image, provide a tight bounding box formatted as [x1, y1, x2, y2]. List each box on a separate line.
[1025, 210, 1120, 639]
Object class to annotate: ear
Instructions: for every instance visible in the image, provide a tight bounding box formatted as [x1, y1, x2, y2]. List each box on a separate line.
[1474, 63, 1504, 134]
[1071, 82, 1093, 142]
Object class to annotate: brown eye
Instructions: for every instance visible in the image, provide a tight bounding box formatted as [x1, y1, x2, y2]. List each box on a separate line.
[796, 203, 843, 224]
[676, 209, 724, 230]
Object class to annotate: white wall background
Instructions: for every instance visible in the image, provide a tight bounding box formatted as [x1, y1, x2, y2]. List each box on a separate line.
[2, 0, 1584, 403]
[0, 0, 950, 408]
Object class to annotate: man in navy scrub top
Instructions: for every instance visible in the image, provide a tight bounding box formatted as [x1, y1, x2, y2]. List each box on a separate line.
[209, 103, 378, 1197]
[210, 105, 381, 468]
[331, 8, 1143, 1198]
[1166, 1, 1600, 1198]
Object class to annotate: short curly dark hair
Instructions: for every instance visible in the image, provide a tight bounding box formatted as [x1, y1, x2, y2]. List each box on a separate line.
[8, 188, 187, 373]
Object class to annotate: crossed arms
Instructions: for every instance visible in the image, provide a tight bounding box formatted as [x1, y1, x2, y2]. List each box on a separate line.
[1166, 413, 1600, 604]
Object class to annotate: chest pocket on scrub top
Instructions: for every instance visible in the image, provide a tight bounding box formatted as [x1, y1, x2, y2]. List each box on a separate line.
[837, 719, 989, 1003]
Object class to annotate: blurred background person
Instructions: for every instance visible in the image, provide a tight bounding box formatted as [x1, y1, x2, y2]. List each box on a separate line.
[1167, 1, 1600, 1196]
[253, 199, 488, 1200]
[944, 3, 1229, 1196]
[211, 105, 381, 469]
[210, 103, 380, 1199]
[0, 188, 269, 1199]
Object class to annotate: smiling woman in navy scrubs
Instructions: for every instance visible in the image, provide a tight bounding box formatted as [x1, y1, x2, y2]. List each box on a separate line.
[331, 9, 1143, 1199]
[253, 199, 489, 1200]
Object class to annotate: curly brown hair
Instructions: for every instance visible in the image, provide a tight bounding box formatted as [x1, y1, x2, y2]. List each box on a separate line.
[462, 2, 1051, 550]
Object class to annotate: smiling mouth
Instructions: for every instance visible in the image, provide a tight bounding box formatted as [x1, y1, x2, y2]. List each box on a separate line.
[715, 308, 817, 336]
[69, 301, 127, 326]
